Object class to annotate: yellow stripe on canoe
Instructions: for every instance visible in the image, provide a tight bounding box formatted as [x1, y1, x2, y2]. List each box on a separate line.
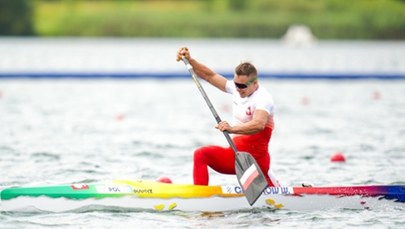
[113, 179, 243, 198]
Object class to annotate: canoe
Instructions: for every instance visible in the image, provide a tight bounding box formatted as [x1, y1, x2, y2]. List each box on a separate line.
[1, 179, 404, 212]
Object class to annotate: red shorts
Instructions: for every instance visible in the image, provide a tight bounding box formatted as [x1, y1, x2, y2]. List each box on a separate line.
[193, 126, 275, 186]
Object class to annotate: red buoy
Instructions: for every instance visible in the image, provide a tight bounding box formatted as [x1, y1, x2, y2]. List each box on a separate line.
[301, 96, 310, 106]
[115, 113, 125, 121]
[330, 152, 346, 162]
[373, 91, 381, 100]
[156, 177, 173, 184]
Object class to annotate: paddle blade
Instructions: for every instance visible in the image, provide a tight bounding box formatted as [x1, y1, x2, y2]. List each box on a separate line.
[235, 152, 268, 206]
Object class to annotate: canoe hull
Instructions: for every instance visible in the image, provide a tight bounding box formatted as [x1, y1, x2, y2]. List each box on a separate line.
[1, 180, 404, 212]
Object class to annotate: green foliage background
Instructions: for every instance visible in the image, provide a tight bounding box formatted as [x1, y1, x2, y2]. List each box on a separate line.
[1, 0, 405, 39]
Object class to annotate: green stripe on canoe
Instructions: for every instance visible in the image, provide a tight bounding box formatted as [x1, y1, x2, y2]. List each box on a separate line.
[1, 185, 127, 200]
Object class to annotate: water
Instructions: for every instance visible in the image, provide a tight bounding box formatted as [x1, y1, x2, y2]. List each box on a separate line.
[0, 38, 405, 228]
[0, 79, 404, 228]
[1, 38, 405, 76]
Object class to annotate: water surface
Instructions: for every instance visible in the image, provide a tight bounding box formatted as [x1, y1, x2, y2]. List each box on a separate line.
[0, 79, 404, 228]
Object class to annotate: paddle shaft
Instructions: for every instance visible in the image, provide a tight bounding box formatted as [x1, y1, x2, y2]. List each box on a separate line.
[182, 57, 239, 155]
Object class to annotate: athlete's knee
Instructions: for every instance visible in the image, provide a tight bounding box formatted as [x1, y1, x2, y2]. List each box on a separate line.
[194, 147, 208, 163]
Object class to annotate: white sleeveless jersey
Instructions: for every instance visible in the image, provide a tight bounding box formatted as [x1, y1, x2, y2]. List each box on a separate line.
[225, 80, 274, 125]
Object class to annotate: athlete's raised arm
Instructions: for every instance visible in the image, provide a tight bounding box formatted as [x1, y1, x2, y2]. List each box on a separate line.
[176, 47, 228, 92]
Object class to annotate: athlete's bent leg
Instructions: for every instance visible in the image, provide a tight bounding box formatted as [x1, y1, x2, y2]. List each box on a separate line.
[193, 145, 235, 185]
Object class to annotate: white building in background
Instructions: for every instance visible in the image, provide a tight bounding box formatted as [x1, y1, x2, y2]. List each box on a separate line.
[282, 25, 317, 47]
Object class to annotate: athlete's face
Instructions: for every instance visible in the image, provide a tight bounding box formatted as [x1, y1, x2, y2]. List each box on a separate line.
[233, 74, 258, 98]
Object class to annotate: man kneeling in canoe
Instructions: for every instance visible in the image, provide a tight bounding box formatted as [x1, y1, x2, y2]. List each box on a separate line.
[176, 47, 280, 187]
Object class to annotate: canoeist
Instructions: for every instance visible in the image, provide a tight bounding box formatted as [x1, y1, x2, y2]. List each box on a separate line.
[176, 47, 280, 187]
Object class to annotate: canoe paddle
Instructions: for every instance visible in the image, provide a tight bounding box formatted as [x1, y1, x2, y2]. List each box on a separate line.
[181, 57, 268, 206]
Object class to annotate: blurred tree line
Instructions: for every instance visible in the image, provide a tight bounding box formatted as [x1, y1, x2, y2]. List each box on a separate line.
[0, 0, 35, 35]
[1, 0, 405, 39]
